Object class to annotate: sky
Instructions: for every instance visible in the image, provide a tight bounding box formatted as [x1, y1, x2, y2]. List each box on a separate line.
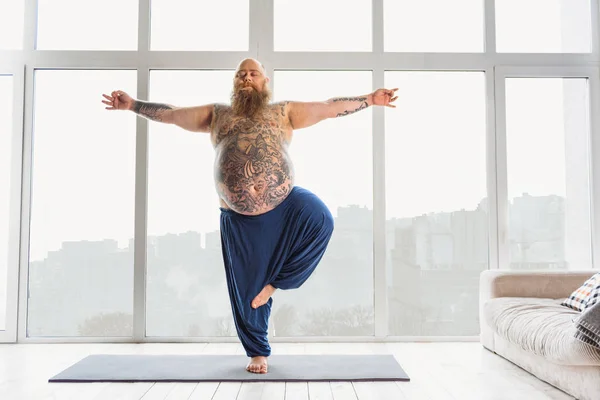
[0, 0, 595, 330]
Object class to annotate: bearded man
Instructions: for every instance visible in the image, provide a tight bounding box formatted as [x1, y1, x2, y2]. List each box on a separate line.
[102, 58, 398, 374]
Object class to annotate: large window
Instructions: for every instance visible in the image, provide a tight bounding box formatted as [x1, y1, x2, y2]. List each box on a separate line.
[273, 71, 374, 336]
[27, 70, 137, 336]
[0, 75, 14, 331]
[495, 0, 592, 53]
[146, 70, 235, 337]
[385, 71, 488, 336]
[505, 78, 592, 269]
[3, 1, 599, 342]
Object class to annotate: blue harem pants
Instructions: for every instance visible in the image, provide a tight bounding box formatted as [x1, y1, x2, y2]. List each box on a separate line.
[219, 186, 334, 357]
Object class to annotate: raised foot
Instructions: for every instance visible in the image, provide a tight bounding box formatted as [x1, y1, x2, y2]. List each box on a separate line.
[251, 284, 276, 309]
[246, 356, 268, 374]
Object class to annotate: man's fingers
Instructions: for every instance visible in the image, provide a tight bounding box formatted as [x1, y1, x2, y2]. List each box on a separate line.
[102, 94, 112, 100]
[391, 96, 398, 102]
[101, 100, 112, 105]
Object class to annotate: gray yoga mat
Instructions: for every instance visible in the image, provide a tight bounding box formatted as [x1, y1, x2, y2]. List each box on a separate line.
[49, 354, 410, 382]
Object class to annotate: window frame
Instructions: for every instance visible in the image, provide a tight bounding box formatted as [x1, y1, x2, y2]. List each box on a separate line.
[494, 66, 600, 272]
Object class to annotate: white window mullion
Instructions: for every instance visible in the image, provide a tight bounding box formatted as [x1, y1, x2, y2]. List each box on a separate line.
[589, 70, 600, 269]
[17, 66, 34, 343]
[484, 0, 497, 54]
[493, 68, 509, 270]
[592, 0, 600, 57]
[372, 0, 387, 339]
[23, 0, 36, 53]
[255, 0, 274, 79]
[133, 0, 151, 342]
[485, 0, 499, 272]
[250, 0, 268, 60]
[486, 67, 500, 271]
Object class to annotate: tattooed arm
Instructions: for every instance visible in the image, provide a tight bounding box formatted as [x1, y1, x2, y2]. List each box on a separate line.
[285, 88, 398, 130]
[131, 100, 215, 133]
[285, 95, 371, 130]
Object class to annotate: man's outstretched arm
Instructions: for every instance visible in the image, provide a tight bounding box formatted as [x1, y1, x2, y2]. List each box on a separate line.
[102, 90, 214, 133]
[131, 100, 215, 133]
[286, 88, 398, 130]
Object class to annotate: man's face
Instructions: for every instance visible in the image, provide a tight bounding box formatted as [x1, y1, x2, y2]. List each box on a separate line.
[231, 60, 271, 118]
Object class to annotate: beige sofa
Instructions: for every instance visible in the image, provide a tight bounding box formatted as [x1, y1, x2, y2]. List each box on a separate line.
[479, 270, 600, 400]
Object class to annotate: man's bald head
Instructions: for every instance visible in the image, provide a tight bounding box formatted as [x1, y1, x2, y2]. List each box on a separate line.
[231, 58, 271, 118]
[235, 58, 267, 77]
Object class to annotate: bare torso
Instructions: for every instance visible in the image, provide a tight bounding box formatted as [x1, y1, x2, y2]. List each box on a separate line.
[210, 102, 294, 215]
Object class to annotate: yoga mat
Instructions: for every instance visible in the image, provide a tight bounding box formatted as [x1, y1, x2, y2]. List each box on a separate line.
[49, 354, 410, 382]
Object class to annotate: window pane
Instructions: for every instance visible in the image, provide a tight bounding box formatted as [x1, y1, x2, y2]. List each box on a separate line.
[147, 70, 235, 337]
[28, 70, 137, 337]
[496, 0, 592, 53]
[274, 0, 371, 51]
[0, 75, 13, 331]
[37, 0, 138, 50]
[385, 71, 488, 336]
[506, 78, 591, 269]
[0, 0, 24, 49]
[384, 0, 484, 52]
[151, 0, 248, 51]
[274, 71, 373, 336]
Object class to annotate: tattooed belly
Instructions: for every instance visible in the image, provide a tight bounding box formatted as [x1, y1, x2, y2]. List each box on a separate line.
[214, 139, 294, 215]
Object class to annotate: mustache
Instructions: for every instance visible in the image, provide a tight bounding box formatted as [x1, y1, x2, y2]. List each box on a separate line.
[236, 83, 256, 91]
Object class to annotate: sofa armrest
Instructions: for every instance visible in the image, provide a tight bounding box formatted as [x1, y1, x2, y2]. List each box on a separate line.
[479, 269, 594, 352]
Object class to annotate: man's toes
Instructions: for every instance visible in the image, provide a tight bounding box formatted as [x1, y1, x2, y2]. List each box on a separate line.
[248, 364, 262, 373]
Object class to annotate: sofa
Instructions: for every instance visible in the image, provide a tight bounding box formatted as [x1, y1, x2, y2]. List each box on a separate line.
[479, 270, 600, 400]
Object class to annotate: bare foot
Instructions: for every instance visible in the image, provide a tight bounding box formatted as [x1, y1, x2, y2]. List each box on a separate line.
[251, 284, 276, 309]
[246, 356, 268, 374]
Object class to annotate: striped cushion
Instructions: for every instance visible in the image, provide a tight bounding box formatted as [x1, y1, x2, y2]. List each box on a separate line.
[562, 273, 600, 312]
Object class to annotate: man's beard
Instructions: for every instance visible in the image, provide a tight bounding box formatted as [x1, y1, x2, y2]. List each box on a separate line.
[231, 83, 272, 118]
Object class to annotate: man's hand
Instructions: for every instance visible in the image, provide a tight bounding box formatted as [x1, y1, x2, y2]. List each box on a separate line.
[371, 88, 398, 108]
[102, 90, 135, 111]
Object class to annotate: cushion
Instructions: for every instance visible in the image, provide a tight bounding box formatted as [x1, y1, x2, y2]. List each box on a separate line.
[574, 301, 600, 350]
[561, 273, 600, 312]
[583, 278, 600, 311]
[484, 297, 600, 365]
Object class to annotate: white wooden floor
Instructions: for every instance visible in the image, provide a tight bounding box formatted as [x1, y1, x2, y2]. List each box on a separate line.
[0, 342, 574, 400]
